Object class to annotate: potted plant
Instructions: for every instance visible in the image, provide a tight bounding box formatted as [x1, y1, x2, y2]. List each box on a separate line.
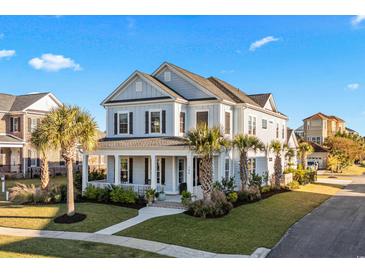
[158, 187, 166, 201]
[145, 189, 156, 206]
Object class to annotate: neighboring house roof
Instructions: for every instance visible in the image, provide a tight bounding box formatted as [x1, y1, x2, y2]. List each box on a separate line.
[346, 127, 358, 134]
[286, 128, 299, 148]
[303, 112, 345, 123]
[248, 93, 272, 108]
[208, 77, 260, 106]
[295, 125, 304, 132]
[287, 128, 294, 143]
[308, 141, 329, 153]
[0, 134, 25, 144]
[0, 92, 60, 112]
[97, 137, 188, 150]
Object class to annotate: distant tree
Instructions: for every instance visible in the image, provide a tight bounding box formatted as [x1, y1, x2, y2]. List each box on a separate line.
[298, 142, 314, 169]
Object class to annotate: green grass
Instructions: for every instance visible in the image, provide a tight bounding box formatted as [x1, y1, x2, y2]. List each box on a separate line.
[119, 183, 342, 255]
[0, 202, 138, 232]
[0, 236, 166, 258]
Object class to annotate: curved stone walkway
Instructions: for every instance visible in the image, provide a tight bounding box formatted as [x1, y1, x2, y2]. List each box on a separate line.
[0, 226, 259, 258]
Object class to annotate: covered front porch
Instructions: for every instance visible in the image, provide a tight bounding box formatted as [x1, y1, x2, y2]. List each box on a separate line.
[0, 134, 25, 176]
[82, 137, 207, 198]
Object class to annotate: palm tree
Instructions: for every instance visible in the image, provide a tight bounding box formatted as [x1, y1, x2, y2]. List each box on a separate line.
[41, 105, 97, 216]
[232, 134, 265, 190]
[186, 125, 229, 200]
[30, 123, 50, 190]
[270, 140, 283, 189]
[285, 147, 295, 167]
[298, 142, 314, 169]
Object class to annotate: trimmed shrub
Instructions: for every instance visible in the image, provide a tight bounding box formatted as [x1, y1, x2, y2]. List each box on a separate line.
[181, 190, 192, 206]
[110, 186, 137, 204]
[287, 180, 300, 190]
[188, 190, 233, 218]
[294, 168, 316, 185]
[83, 185, 111, 202]
[260, 185, 272, 194]
[226, 191, 238, 203]
[213, 177, 236, 194]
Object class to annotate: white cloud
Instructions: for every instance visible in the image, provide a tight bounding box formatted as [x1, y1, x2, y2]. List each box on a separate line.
[347, 83, 360, 90]
[0, 49, 16, 59]
[351, 15, 365, 26]
[28, 53, 82, 72]
[249, 36, 279, 51]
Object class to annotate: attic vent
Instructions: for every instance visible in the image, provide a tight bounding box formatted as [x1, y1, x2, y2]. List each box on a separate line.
[164, 71, 171, 82]
[136, 81, 142, 92]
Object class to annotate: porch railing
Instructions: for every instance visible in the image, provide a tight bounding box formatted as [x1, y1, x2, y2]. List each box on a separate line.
[87, 181, 151, 197]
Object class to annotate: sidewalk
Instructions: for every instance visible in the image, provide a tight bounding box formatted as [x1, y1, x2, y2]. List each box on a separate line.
[0, 226, 254, 258]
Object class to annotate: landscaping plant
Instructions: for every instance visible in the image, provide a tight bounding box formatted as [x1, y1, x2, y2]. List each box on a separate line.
[181, 190, 192, 206]
[270, 140, 283, 189]
[297, 142, 314, 169]
[110, 186, 137, 204]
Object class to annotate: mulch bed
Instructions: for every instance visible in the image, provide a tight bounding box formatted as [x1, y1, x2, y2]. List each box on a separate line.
[54, 213, 87, 224]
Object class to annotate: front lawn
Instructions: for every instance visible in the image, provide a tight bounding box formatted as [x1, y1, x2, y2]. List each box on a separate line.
[0, 236, 165, 258]
[119, 183, 342, 255]
[0, 202, 138, 232]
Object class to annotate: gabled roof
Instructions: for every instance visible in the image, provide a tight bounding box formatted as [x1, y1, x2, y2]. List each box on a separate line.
[0, 92, 60, 112]
[158, 62, 235, 102]
[248, 93, 272, 108]
[308, 141, 329, 153]
[303, 112, 345, 123]
[286, 128, 299, 147]
[208, 77, 260, 106]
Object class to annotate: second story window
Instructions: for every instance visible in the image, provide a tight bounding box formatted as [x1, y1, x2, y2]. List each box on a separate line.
[119, 113, 129, 134]
[248, 115, 256, 135]
[282, 125, 285, 139]
[164, 71, 171, 82]
[196, 111, 208, 128]
[276, 123, 279, 138]
[224, 112, 231, 135]
[135, 81, 142, 92]
[180, 112, 185, 133]
[10, 117, 20, 132]
[150, 111, 161, 133]
[28, 118, 39, 133]
[262, 119, 268, 129]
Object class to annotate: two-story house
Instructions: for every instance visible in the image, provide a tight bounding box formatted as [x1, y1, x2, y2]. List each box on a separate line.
[0, 92, 62, 178]
[82, 62, 289, 197]
[303, 112, 346, 145]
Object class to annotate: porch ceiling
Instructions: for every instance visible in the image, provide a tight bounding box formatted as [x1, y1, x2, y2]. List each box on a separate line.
[96, 136, 189, 150]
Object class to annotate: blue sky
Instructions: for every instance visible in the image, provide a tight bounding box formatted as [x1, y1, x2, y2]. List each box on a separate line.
[0, 16, 364, 134]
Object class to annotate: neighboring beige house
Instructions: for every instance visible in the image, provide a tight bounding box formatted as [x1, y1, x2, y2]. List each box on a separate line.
[0, 92, 63, 178]
[303, 112, 346, 145]
[306, 141, 329, 169]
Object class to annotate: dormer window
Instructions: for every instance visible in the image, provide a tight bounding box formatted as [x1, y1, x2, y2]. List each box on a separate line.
[164, 71, 171, 82]
[136, 81, 142, 92]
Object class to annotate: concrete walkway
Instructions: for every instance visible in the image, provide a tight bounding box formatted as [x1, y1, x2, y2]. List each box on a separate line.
[0, 226, 251, 258]
[269, 176, 365, 258]
[95, 207, 185, 235]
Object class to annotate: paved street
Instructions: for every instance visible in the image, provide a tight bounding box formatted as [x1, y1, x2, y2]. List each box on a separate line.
[269, 176, 365, 258]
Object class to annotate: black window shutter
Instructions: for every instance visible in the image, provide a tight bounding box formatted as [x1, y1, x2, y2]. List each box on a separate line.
[129, 158, 133, 184]
[145, 111, 149, 134]
[37, 158, 40, 167]
[161, 158, 165, 185]
[114, 113, 118, 135]
[144, 158, 149, 184]
[28, 157, 31, 167]
[162, 110, 166, 134]
[181, 112, 185, 133]
[10, 117, 13, 132]
[129, 112, 133, 134]
[28, 118, 32, 133]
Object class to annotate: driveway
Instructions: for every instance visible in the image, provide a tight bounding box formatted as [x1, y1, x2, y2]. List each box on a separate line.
[268, 176, 365, 258]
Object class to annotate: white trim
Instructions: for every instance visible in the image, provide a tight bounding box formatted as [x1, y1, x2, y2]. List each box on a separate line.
[149, 109, 162, 134]
[248, 114, 257, 136]
[103, 98, 176, 108]
[117, 111, 130, 136]
[179, 111, 186, 135]
[224, 109, 232, 137]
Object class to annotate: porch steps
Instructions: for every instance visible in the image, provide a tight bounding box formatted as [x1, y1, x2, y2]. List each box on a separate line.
[150, 201, 186, 210]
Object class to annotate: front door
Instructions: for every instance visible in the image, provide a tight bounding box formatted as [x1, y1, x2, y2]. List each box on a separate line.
[193, 157, 201, 187]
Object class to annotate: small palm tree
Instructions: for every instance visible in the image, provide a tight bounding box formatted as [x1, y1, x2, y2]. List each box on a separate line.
[232, 134, 265, 190]
[30, 124, 50, 190]
[285, 147, 295, 167]
[298, 142, 314, 169]
[270, 140, 283, 189]
[186, 125, 229, 200]
[41, 105, 97, 216]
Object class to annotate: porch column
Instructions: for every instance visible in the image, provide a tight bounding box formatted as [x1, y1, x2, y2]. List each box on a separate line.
[172, 156, 176, 193]
[82, 154, 89, 191]
[186, 153, 193, 193]
[150, 154, 157, 190]
[114, 155, 120, 185]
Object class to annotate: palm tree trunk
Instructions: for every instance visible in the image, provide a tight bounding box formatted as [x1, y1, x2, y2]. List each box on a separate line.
[302, 153, 307, 169]
[40, 153, 49, 190]
[240, 152, 249, 191]
[274, 155, 282, 189]
[66, 158, 75, 216]
[199, 155, 213, 200]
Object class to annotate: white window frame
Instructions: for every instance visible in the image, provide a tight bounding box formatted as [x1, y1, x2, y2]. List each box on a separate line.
[195, 109, 209, 128]
[12, 117, 20, 132]
[164, 71, 171, 82]
[149, 109, 162, 134]
[29, 149, 38, 167]
[224, 110, 232, 136]
[282, 124, 285, 139]
[248, 115, 257, 135]
[276, 123, 279, 139]
[262, 119, 268, 129]
[30, 118, 38, 133]
[180, 111, 186, 134]
[224, 158, 230, 180]
[135, 81, 143, 92]
[178, 158, 185, 184]
[120, 157, 129, 183]
[117, 111, 129, 135]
